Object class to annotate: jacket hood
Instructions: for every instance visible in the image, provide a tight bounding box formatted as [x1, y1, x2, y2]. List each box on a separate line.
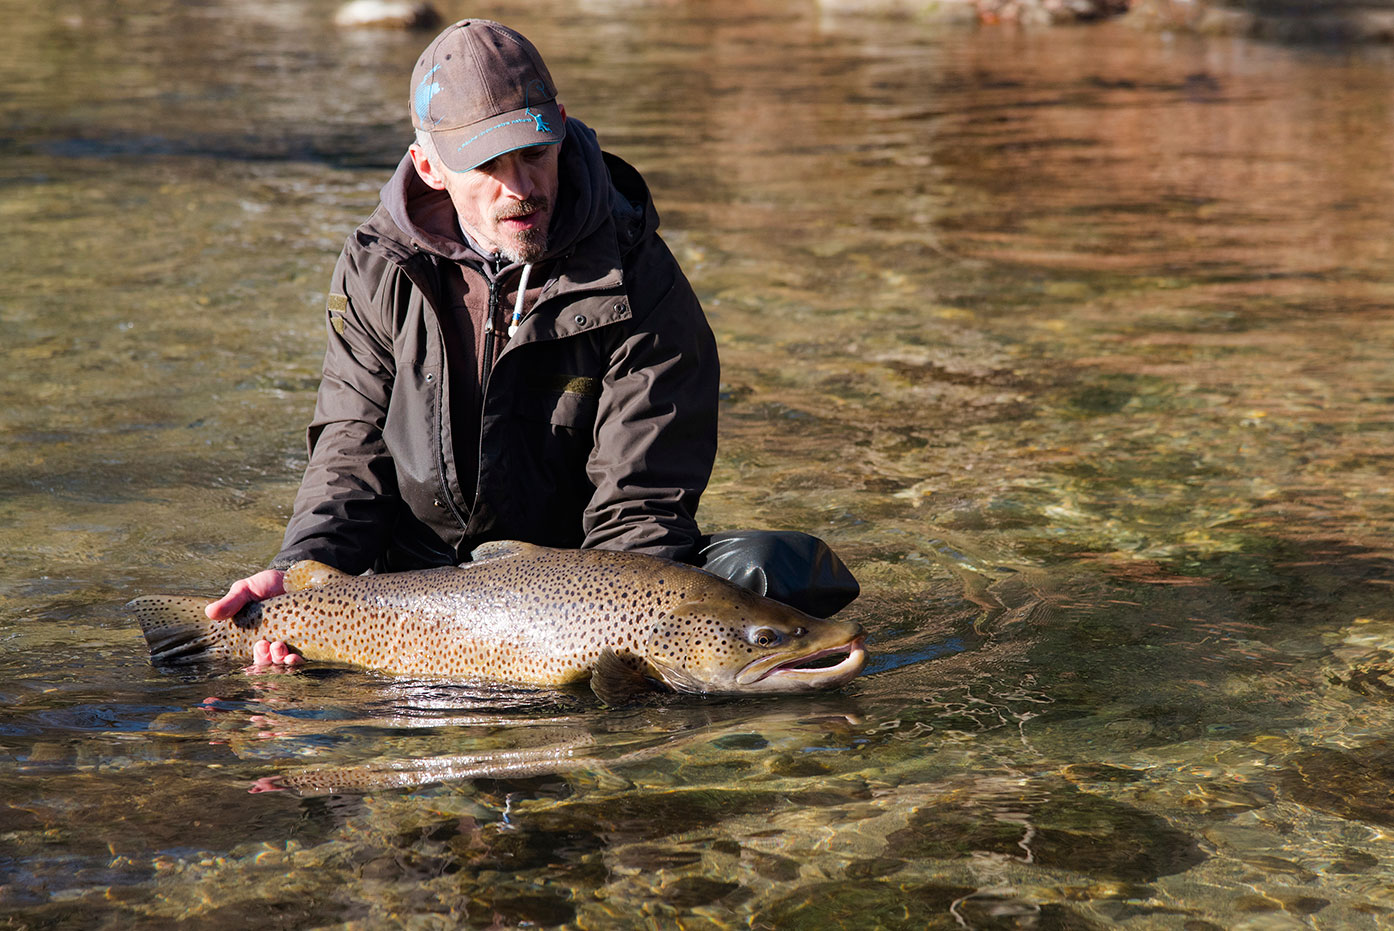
[371, 117, 653, 269]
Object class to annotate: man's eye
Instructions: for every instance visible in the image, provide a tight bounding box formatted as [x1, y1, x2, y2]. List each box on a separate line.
[523, 146, 549, 160]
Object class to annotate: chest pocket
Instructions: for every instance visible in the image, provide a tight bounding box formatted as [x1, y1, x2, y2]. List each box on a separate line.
[514, 374, 601, 432]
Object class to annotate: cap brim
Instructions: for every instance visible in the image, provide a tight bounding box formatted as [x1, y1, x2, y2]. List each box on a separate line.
[431, 100, 565, 172]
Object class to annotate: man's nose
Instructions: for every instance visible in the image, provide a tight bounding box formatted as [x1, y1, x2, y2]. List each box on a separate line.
[495, 154, 534, 200]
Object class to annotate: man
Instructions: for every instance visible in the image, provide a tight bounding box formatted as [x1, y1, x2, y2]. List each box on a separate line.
[208, 19, 857, 666]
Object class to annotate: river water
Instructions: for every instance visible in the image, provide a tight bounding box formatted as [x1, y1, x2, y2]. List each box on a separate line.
[5, 1, 1394, 927]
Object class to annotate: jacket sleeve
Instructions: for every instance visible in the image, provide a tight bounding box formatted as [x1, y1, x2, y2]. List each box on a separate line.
[581, 239, 719, 561]
[272, 243, 402, 574]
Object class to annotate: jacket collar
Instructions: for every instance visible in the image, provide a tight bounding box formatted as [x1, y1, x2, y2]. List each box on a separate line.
[372, 118, 626, 267]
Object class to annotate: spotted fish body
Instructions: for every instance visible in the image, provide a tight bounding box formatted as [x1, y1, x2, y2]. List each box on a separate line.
[130, 542, 866, 701]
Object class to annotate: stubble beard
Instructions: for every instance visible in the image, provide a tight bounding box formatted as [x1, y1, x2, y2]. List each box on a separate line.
[497, 197, 550, 265]
[501, 230, 547, 265]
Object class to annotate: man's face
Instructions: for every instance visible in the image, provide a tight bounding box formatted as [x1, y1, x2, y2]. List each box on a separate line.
[441, 144, 561, 264]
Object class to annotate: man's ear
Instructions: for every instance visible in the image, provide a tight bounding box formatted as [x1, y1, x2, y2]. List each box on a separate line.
[409, 142, 448, 191]
[559, 103, 567, 125]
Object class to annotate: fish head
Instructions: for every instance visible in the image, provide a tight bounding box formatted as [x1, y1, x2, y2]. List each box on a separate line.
[642, 591, 866, 695]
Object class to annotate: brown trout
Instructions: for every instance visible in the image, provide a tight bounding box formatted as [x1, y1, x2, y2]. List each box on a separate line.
[130, 541, 867, 703]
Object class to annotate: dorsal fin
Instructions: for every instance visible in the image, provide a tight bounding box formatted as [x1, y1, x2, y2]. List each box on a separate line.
[468, 540, 542, 563]
[283, 560, 351, 593]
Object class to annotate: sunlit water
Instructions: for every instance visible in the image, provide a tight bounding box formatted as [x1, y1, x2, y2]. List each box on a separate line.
[5, 0, 1394, 927]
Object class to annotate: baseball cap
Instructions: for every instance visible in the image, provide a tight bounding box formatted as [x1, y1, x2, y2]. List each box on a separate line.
[409, 19, 566, 172]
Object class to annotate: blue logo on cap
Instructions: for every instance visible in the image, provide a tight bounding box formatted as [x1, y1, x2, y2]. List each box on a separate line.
[414, 64, 442, 126]
[453, 80, 557, 157]
[525, 80, 552, 133]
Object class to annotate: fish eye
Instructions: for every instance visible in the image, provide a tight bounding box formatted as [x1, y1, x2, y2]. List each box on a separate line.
[750, 627, 784, 647]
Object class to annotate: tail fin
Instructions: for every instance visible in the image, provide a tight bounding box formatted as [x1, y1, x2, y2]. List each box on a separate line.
[128, 596, 241, 665]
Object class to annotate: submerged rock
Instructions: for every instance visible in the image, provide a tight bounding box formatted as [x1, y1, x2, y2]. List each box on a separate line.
[751, 880, 977, 930]
[978, 0, 1130, 24]
[1128, 0, 1394, 41]
[884, 780, 1206, 882]
[817, 0, 1127, 24]
[333, 0, 441, 30]
[1280, 741, 1394, 828]
[754, 878, 1109, 930]
[661, 876, 747, 909]
[524, 788, 798, 844]
[461, 890, 575, 928]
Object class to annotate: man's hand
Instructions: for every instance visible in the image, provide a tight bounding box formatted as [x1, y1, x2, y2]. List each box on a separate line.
[250, 639, 304, 668]
[206, 569, 286, 619]
[205, 569, 304, 667]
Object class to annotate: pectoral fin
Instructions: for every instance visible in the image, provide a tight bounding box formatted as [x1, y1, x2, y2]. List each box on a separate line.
[589, 650, 662, 706]
[642, 616, 713, 695]
[283, 560, 350, 593]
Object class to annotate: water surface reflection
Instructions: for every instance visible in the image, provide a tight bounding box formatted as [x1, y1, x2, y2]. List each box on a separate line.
[5, 1, 1394, 927]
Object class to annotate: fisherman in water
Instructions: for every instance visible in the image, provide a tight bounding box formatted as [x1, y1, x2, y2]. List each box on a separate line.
[207, 18, 858, 665]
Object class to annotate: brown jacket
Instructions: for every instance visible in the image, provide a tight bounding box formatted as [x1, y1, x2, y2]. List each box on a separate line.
[273, 120, 718, 574]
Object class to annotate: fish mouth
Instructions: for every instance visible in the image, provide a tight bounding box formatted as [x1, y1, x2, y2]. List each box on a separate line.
[737, 637, 867, 690]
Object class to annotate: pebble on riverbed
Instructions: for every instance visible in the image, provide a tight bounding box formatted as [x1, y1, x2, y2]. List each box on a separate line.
[333, 0, 441, 30]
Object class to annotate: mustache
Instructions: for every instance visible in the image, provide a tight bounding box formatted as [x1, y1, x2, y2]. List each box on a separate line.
[495, 197, 550, 222]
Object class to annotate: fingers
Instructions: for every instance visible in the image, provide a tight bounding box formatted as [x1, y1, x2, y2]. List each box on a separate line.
[249, 639, 304, 670]
[247, 569, 287, 601]
[206, 569, 287, 620]
[206, 579, 254, 620]
[269, 640, 304, 666]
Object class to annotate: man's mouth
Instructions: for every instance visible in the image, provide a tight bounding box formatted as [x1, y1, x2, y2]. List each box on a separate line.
[497, 199, 549, 232]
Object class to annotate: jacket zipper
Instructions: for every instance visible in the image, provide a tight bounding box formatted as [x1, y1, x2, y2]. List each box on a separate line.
[458, 266, 506, 543]
[425, 255, 607, 551]
[482, 272, 500, 396]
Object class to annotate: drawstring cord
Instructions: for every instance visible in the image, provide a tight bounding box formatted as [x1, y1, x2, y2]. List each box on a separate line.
[508, 263, 533, 338]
